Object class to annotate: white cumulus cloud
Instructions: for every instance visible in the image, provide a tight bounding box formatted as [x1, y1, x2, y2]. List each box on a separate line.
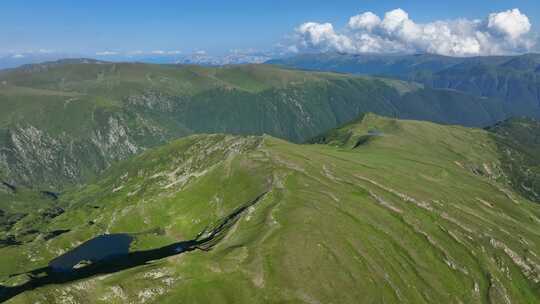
[292, 8, 536, 56]
[295, 22, 353, 53]
[487, 8, 531, 39]
[348, 12, 381, 31]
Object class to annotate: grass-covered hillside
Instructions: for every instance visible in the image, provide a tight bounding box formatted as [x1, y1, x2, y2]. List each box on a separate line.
[0, 60, 508, 189]
[1, 114, 539, 303]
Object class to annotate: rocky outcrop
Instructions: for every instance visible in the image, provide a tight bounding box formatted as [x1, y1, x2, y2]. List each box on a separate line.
[0, 125, 80, 187]
[89, 116, 140, 166]
[126, 91, 179, 112]
[0, 113, 158, 189]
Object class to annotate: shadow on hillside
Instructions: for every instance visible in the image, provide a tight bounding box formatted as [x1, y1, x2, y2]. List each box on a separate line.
[0, 239, 200, 302]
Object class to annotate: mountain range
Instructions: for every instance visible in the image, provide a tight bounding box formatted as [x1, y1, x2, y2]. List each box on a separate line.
[0, 59, 522, 189]
[269, 53, 540, 119]
[0, 52, 273, 70]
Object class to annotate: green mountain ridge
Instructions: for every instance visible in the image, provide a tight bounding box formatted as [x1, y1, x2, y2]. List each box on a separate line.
[1, 114, 540, 303]
[0, 60, 510, 189]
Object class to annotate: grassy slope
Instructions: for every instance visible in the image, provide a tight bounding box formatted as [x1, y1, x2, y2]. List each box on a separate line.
[1, 115, 540, 303]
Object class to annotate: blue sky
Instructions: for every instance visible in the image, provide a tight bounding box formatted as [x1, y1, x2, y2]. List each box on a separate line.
[1, 0, 539, 55]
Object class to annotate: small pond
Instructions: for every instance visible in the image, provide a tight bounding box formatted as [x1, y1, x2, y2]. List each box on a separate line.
[48, 234, 133, 272]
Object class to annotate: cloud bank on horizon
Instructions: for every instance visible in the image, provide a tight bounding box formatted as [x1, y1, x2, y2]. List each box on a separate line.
[291, 8, 537, 56]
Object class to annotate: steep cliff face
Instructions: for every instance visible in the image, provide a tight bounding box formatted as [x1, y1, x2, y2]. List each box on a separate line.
[0, 124, 80, 186]
[0, 111, 166, 189]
